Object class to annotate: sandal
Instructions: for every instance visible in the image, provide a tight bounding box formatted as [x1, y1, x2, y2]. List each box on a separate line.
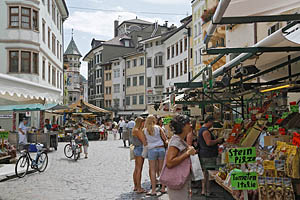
[146, 192, 157, 196]
[136, 189, 147, 194]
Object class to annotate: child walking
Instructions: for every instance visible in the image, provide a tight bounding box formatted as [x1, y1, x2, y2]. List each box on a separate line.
[112, 124, 118, 140]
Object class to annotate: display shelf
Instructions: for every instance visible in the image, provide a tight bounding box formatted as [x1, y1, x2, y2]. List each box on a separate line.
[214, 175, 239, 200]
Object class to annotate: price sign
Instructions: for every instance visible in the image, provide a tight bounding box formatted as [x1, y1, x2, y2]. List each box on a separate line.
[231, 172, 258, 190]
[163, 117, 173, 125]
[228, 147, 256, 164]
[0, 131, 9, 139]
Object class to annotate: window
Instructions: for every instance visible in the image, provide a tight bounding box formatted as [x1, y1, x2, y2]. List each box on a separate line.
[114, 84, 120, 93]
[194, 24, 197, 37]
[60, 73, 62, 89]
[42, 58, 46, 79]
[147, 58, 152, 68]
[108, 73, 111, 80]
[126, 97, 130, 106]
[133, 77, 137, 86]
[184, 59, 187, 74]
[171, 65, 174, 78]
[123, 69, 125, 77]
[48, 27, 51, 49]
[32, 52, 38, 74]
[48, 63, 51, 83]
[21, 51, 31, 73]
[167, 67, 170, 80]
[184, 37, 187, 51]
[109, 87, 112, 94]
[167, 47, 170, 60]
[47, 0, 50, 13]
[176, 64, 179, 77]
[133, 59, 137, 67]
[133, 96, 137, 105]
[140, 57, 144, 65]
[127, 77, 131, 87]
[21, 7, 31, 29]
[57, 13, 59, 28]
[155, 76, 163, 86]
[123, 84, 125, 91]
[57, 71, 59, 88]
[52, 0, 56, 23]
[139, 95, 144, 104]
[180, 40, 183, 54]
[154, 55, 163, 67]
[57, 42, 59, 59]
[268, 23, 280, 35]
[176, 42, 179, 56]
[9, 51, 19, 72]
[147, 77, 151, 87]
[171, 45, 174, 58]
[114, 99, 120, 107]
[52, 67, 56, 87]
[42, 20, 45, 42]
[32, 10, 38, 31]
[124, 40, 130, 47]
[148, 96, 151, 104]
[52, 34, 56, 55]
[114, 69, 120, 78]
[9, 7, 19, 27]
[126, 60, 131, 68]
[139, 76, 144, 85]
[180, 61, 183, 76]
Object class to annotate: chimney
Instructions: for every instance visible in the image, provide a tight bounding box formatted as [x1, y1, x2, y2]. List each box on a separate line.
[114, 20, 119, 37]
[164, 21, 168, 27]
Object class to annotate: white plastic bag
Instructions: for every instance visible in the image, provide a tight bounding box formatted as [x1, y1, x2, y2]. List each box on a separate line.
[190, 154, 204, 181]
[142, 145, 148, 159]
[130, 144, 135, 161]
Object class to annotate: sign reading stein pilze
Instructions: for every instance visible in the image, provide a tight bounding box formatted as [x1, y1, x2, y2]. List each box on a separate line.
[228, 147, 256, 164]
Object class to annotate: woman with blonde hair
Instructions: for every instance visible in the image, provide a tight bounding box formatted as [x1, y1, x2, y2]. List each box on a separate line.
[144, 115, 168, 196]
[132, 117, 147, 193]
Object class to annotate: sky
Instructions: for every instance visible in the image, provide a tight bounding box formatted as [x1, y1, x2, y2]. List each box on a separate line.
[63, 0, 191, 78]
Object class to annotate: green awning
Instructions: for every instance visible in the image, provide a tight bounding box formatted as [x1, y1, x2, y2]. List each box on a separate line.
[0, 104, 57, 111]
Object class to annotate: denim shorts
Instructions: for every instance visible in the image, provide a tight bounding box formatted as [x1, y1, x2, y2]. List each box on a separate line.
[148, 147, 165, 160]
[133, 146, 143, 157]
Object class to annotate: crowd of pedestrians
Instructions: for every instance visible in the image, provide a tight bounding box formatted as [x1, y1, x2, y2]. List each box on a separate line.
[118, 114, 225, 200]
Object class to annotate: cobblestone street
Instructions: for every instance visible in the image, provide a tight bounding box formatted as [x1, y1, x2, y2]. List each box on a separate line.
[0, 135, 233, 200]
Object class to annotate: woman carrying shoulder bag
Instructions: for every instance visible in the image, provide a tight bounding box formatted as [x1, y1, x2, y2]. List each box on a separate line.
[160, 115, 196, 200]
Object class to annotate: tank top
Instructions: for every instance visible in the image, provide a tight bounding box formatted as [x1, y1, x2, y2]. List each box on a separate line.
[132, 134, 143, 147]
[198, 126, 218, 158]
[144, 125, 164, 150]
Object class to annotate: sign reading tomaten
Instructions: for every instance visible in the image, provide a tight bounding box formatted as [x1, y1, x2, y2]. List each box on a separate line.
[231, 172, 258, 190]
[228, 147, 256, 164]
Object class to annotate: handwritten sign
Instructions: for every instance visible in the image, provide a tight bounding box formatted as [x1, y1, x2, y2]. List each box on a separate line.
[231, 172, 258, 190]
[163, 117, 172, 125]
[0, 131, 9, 139]
[228, 147, 256, 164]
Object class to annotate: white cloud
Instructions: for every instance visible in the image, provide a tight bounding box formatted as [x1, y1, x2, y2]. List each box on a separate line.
[141, 0, 186, 5]
[64, 9, 179, 37]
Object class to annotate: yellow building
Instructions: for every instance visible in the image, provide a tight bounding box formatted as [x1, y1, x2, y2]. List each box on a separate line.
[124, 52, 146, 114]
[103, 62, 112, 109]
[191, 0, 225, 77]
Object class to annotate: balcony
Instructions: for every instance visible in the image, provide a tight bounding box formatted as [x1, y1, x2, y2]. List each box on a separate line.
[67, 67, 80, 73]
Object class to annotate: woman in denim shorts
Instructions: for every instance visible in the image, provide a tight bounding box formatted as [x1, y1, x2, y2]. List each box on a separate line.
[132, 117, 147, 193]
[144, 115, 168, 196]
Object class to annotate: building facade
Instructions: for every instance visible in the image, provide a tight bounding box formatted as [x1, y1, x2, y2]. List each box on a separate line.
[124, 52, 146, 115]
[103, 62, 112, 109]
[111, 57, 126, 114]
[64, 36, 82, 105]
[164, 18, 191, 95]
[0, 0, 68, 129]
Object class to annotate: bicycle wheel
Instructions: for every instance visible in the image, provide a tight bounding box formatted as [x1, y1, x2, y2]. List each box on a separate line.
[74, 147, 80, 161]
[64, 144, 73, 158]
[15, 155, 29, 178]
[37, 152, 48, 172]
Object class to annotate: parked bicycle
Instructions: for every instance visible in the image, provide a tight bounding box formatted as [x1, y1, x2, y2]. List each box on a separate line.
[15, 143, 48, 178]
[64, 136, 82, 161]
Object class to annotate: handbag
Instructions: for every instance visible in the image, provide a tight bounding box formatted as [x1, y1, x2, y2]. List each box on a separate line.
[130, 144, 135, 161]
[159, 139, 191, 190]
[190, 154, 204, 181]
[142, 145, 148, 158]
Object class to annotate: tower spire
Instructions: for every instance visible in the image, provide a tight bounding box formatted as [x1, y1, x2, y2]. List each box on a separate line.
[71, 28, 74, 39]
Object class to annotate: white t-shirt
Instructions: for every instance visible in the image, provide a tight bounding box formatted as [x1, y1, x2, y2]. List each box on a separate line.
[18, 122, 28, 144]
[118, 120, 126, 128]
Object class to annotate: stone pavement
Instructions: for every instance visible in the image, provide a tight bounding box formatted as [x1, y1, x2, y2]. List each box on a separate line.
[0, 134, 234, 200]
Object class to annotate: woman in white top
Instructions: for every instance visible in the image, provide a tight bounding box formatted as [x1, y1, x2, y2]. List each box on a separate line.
[144, 115, 168, 196]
